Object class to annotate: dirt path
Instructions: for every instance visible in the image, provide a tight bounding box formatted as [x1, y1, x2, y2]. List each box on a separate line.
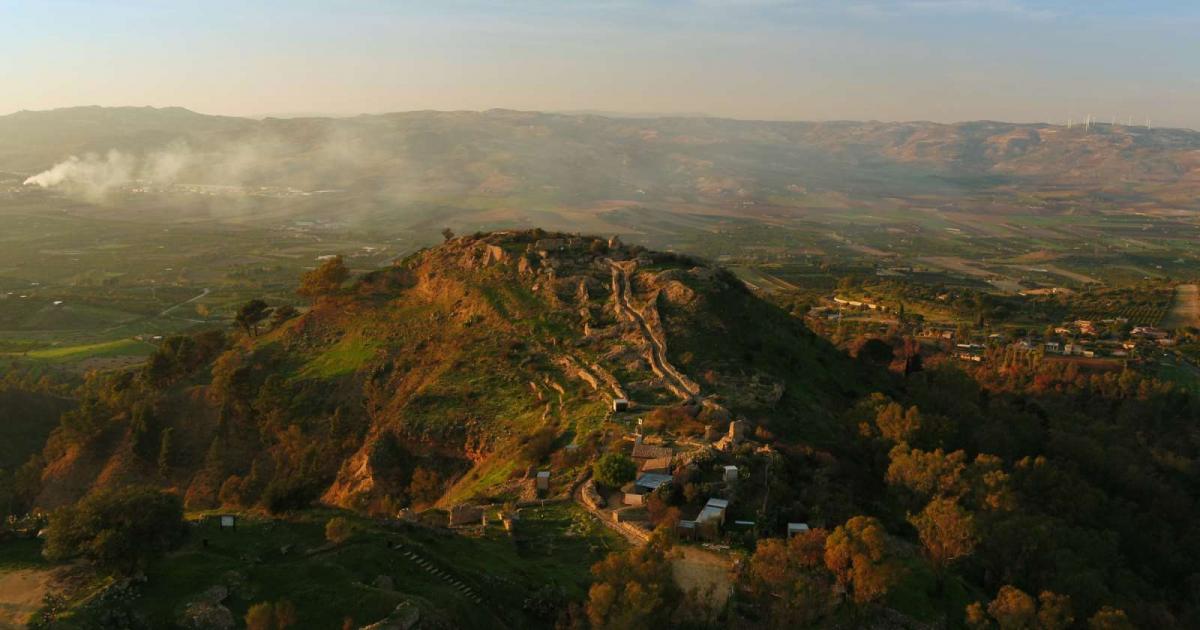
[1163, 284, 1200, 330]
[0, 568, 54, 628]
[608, 261, 699, 401]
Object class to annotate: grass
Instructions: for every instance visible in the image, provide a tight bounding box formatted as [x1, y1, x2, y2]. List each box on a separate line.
[297, 336, 380, 379]
[4, 338, 154, 363]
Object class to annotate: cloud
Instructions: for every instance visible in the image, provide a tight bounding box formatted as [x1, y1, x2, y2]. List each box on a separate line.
[847, 0, 1057, 21]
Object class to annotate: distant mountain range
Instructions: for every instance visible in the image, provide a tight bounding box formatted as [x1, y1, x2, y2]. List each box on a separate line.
[5, 106, 1199, 210]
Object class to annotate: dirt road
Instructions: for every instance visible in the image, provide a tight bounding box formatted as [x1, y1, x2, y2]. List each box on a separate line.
[0, 568, 54, 628]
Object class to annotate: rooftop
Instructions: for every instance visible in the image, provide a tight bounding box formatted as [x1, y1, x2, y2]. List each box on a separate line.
[635, 473, 673, 490]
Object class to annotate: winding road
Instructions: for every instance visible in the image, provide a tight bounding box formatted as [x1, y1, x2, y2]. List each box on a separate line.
[608, 261, 699, 401]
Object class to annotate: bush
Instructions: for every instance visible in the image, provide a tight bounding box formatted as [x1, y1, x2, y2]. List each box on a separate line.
[593, 453, 636, 488]
[246, 600, 298, 630]
[325, 516, 352, 544]
[43, 486, 186, 574]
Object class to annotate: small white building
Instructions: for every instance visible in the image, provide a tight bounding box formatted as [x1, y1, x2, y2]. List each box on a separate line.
[723, 465, 739, 482]
[612, 398, 630, 412]
[697, 498, 729, 526]
[788, 522, 810, 537]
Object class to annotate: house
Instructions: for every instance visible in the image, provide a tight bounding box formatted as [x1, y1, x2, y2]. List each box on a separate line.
[723, 465, 739, 482]
[640, 456, 673, 475]
[1132, 326, 1169, 340]
[788, 523, 811, 537]
[536, 471, 550, 491]
[612, 398, 630, 412]
[1045, 342, 1062, 353]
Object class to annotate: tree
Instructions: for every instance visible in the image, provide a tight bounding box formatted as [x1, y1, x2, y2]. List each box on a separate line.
[408, 467, 442, 505]
[986, 585, 1036, 630]
[1037, 591, 1074, 630]
[856, 338, 895, 366]
[824, 516, 902, 605]
[886, 445, 967, 499]
[909, 497, 977, 584]
[1087, 607, 1134, 630]
[325, 516, 352, 544]
[593, 453, 637, 488]
[44, 486, 186, 574]
[586, 536, 679, 628]
[246, 600, 298, 630]
[441, 227, 455, 242]
[748, 530, 835, 627]
[875, 403, 923, 444]
[157, 427, 174, 477]
[270, 304, 298, 329]
[297, 256, 349, 300]
[235, 299, 271, 336]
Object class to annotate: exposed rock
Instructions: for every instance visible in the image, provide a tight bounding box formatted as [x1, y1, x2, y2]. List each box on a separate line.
[178, 585, 234, 630]
[373, 574, 395, 591]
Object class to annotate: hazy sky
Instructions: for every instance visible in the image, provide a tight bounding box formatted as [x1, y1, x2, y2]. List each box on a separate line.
[3, 1, 1199, 127]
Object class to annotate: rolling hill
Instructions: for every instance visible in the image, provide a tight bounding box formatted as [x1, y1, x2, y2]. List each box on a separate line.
[5, 106, 1200, 210]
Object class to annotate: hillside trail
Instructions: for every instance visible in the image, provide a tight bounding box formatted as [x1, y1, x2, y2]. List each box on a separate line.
[607, 260, 700, 403]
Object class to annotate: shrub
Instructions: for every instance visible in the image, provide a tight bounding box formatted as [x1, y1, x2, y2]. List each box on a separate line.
[325, 516, 352, 544]
[593, 453, 636, 488]
[44, 486, 186, 574]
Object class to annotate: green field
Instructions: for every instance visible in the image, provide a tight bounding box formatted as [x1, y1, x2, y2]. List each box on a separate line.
[7, 338, 155, 363]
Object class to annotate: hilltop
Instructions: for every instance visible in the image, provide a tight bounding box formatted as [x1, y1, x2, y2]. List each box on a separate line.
[32, 230, 864, 512]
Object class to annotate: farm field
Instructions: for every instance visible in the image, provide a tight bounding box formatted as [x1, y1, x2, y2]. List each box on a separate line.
[1162, 284, 1200, 330]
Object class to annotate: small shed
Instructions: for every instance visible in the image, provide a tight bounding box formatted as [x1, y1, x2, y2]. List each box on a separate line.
[216, 514, 237, 530]
[788, 522, 811, 537]
[676, 520, 697, 540]
[623, 492, 645, 507]
[723, 465, 739, 482]
[536, 471, 550, 491]
[612, 398, 630, 412]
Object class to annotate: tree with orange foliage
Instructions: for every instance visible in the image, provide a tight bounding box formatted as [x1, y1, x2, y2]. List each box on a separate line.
[823, 516, 903, 605]
[586, 534, 680, 628]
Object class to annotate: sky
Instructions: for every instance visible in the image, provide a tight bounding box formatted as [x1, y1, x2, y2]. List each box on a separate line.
[2, 1, 1198, 128]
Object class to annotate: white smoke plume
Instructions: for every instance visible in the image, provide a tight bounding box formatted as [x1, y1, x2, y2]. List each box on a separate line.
[23, 150, 139, 199]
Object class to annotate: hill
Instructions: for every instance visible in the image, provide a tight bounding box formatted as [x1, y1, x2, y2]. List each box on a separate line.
[31, 230, 865, 512]
[6, 107, 1200, 210]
